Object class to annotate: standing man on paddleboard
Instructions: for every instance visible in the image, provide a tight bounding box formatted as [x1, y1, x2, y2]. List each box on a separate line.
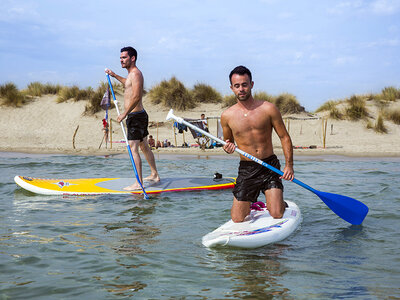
[105, 46, 160, 190]
[221, 66, 294, 222]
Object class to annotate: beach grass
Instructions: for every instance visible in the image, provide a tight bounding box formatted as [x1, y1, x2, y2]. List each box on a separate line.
[222, 94, 237, 107]
[383, 108, 400, 125]
[380, 86, 400, 102]
[57, 85, 95, 103]
[25, 82, 62, 97]
[0, 82, 27, 107]
[84, 82, 108, 115]
[315, 100, 338, 113]
[2, 80, 400, 126]
[345, 95, 369, 121]
[254, 91, 275, 102]
[83, 81, 121, 115]
[374, 114, 388, 133]
[191, 83, 222, 103]
[148, 77, 196, 110]
[274, 93, 305, 114]
[223, 91, 304, 114]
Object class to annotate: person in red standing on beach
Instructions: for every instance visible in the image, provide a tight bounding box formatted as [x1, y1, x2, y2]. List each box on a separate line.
[221, 66, 294, 222]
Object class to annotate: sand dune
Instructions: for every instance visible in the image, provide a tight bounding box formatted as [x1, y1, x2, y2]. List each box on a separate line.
[1, 94, 399, 157]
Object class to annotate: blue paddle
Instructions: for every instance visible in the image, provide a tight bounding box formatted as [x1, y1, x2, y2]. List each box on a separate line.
[166, 109, 368, 225]
[106, 73, 149, 199]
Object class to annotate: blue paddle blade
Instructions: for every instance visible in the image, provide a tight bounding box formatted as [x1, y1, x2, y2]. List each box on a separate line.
[315, 190, 369, 225]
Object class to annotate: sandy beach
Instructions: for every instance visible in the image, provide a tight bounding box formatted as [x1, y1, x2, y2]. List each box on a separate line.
[1, 94, 399, 157]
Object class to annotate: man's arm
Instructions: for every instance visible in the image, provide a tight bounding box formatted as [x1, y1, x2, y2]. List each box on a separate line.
[270, 105, 294, 181]
[105, 69, 126, 85]
[221, 111, 236, 154]
[117, 71, 143, 122]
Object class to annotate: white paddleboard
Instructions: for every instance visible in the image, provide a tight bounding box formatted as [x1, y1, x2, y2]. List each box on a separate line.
[202, 201, 301, 249]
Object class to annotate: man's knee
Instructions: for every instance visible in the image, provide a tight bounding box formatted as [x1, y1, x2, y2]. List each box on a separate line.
[231, 214, 247, 223]
[231, 198, 250, 223]
[270, 210, 284, 219]
[129, 140, 140, 148]
[268, 202, 285, 219]
[140, 142, 151, 152]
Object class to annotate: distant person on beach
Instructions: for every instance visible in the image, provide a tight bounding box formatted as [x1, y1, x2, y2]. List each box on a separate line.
[148, 135, 155, 148]
[102, 118, 109, 147]
[200, 113, 209, 132]
[221, 65, 294, 222]
[105, 46, 160, 190]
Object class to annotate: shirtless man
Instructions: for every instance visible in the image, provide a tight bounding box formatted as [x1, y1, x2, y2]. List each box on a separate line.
[106, 46, 160, 190]
[221, 66, 294, 222]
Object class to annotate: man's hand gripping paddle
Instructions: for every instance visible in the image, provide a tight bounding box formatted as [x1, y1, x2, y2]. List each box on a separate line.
[166, 109, 368, 225]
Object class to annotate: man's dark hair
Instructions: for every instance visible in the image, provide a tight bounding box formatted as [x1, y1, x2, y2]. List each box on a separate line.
[229, 65, 252, 84]
[121, 46, 137, 60]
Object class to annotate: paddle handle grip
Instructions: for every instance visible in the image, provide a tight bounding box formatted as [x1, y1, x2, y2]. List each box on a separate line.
[166, 109, 316, 193]
[106, 74, 149, 199]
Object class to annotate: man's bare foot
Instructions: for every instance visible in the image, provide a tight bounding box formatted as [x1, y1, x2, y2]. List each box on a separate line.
[144, 174, 160, 182]
[123, 182, 142, 191]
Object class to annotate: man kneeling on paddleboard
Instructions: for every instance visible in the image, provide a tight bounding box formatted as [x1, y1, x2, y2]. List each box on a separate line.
[221, 66, 294, 222]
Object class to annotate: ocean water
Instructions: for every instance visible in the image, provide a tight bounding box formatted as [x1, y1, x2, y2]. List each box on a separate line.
[0, 152, 399, 299]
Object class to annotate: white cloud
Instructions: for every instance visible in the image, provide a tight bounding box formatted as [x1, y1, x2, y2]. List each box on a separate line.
[327, 1, 365, 15]
[0, 1, 40, 22]
[335, 56, 357, 65]
[366, 38, 400, 47]
[370, 0, 400, 15]
[328, 0, 400, 15]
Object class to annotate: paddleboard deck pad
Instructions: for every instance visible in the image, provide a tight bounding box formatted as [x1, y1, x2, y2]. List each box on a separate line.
[202, 201, 301, 249]
[14, 175, 235, 195]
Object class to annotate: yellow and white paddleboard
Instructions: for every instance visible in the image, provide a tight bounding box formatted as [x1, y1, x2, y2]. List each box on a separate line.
[14, 175, 235, 195]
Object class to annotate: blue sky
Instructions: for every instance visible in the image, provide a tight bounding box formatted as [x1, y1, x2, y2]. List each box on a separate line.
[1, 0, 399, 111]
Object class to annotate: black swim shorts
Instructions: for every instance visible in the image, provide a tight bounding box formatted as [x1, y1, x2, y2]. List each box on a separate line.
[126, 110, 149, 141]
[232, 154, 284, 202]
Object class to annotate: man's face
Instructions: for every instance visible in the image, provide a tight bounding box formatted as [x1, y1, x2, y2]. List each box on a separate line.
[230, 74, 253, 102]
[120, 51, 134, 68]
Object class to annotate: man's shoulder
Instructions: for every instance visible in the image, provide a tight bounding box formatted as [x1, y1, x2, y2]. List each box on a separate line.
[221, 104, 239, 118]
[258, 100, 279, 112]
[126, 68, 144, 87]
[128, 67, 143, 79]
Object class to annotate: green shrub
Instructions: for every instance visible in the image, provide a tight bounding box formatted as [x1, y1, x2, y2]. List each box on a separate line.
[25, 82, 44, 97]
[345, 95, 369, 120]
[274, 93, 305, 114]
[380, 86, 400, 102]
[315, 100, 344, 119]
[191, 83, 222, 104]
[315, 100, 337, 113]
[329, 107, 344, 120]
[0, 82, 26, 107]
[24, 82, 61, 97]
[148, 77, 195, 110]
[57, 85, 94, 103]
[254, 91, 274, 103]
[384, 108, 400, 125]
[84, 82, 107, 115]
[222, 94, 237, 107]
[374, 114, 388, 133]
[84, 82, 121, 115]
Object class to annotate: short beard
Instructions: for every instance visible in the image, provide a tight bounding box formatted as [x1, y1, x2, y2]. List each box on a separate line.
[237, 93, 250, 102]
